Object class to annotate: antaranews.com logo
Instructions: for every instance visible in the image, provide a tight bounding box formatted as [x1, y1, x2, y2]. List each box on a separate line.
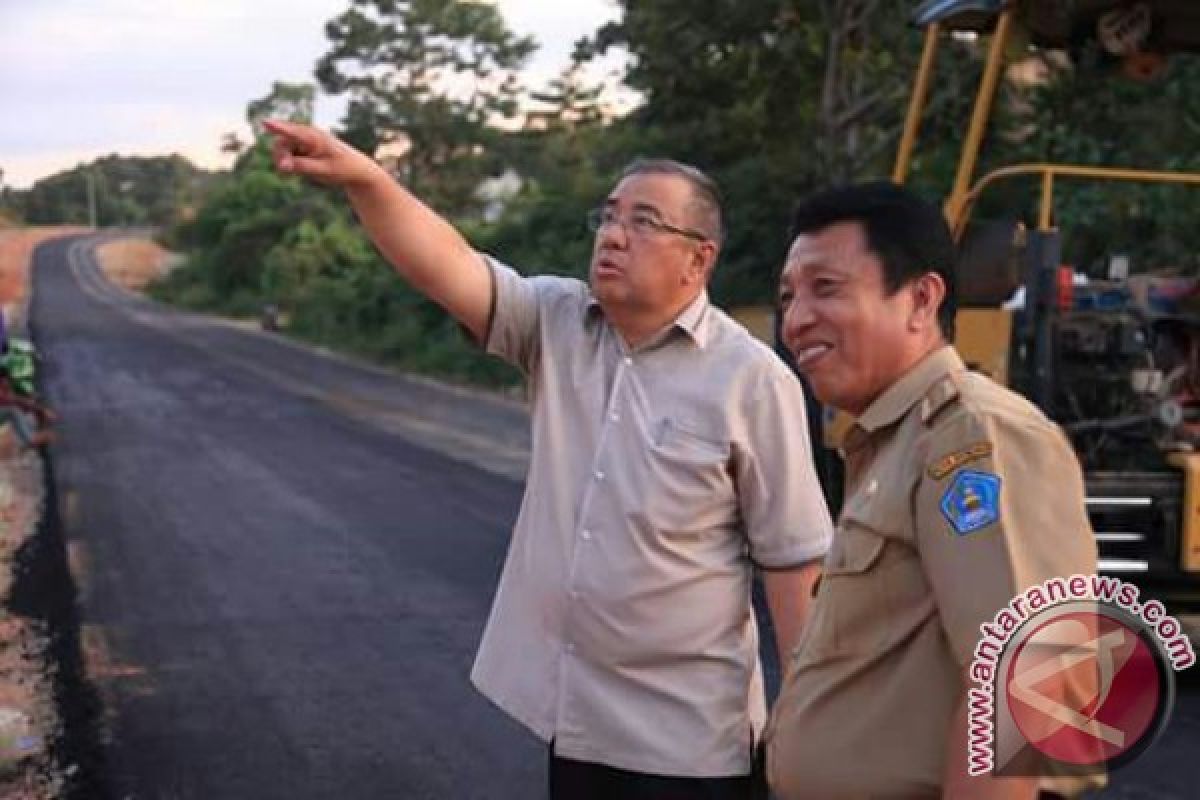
[967, 574, 1196, 777]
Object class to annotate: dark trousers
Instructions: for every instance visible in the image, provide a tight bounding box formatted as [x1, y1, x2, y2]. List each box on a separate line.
[548, 746, 766, 800]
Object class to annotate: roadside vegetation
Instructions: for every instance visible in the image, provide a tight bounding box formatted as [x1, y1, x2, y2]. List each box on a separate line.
[4, 0, 1200, 388]
[1, 156, 215, 231]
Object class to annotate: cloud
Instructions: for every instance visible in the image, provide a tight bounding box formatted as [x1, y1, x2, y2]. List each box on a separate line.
[0, 0, 345, 187]
[0, 0, 621, 189]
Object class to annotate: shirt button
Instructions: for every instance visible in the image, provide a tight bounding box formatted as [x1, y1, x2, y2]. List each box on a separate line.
[594, 470, 606, 482]
[581, 529, 592, 540]
[623, 357, 633, 366]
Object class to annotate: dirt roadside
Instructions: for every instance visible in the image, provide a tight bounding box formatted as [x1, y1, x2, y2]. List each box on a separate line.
[0, 228, 89, 799]
[91, 237, 177, 292]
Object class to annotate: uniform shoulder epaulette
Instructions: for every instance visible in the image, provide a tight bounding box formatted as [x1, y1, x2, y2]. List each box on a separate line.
[920, 374, 961, 425]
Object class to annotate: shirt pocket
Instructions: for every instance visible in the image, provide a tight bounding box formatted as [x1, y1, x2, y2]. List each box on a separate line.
[798, 484, 934, 668]
[795, 521, 890, 664]
[636, 416, 735, 534]
[827, 523, 892, 653]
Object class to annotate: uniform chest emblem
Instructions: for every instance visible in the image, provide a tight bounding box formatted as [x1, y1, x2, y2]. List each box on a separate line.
[940, 469, 1002, 535]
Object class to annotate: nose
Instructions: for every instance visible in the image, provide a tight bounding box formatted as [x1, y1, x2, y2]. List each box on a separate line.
[780, 294, 816, 351]
[595, 217, 628, 250]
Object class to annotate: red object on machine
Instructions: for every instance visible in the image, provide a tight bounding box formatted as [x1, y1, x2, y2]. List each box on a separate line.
[1057, 266, 1074, 311]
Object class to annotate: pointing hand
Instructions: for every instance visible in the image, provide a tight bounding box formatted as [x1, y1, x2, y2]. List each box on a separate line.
[263, 119, 380, 189]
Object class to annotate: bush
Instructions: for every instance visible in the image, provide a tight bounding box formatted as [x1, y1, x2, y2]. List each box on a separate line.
[155, 137, 525, 389]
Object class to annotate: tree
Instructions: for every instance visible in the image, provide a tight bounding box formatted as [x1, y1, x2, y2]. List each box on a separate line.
[315, 0, 536, 217]
[0, 167, 18, 225]
[994, 46, 1200, 271]
[526, 54, 607, 133]
[16, 155, 214, 228]
[470, 47, 633, 279]
[221, 132, 247, 157]
[582, 0, 974, 304]
[245, 81, 317, 136]
[809, 1, 917, 183]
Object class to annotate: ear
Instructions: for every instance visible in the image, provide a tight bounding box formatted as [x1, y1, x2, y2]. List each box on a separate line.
[684, 241, 719, 285]
[907, 272, 946, 333]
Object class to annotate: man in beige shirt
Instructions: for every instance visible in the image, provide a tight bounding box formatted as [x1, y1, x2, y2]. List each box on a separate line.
[265, 120, 833, 798]
[768, 182, 1098, 798]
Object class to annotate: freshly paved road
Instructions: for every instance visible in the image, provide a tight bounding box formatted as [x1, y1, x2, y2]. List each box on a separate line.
[31, 234, 541, 799]
[26, 233, 1200, 798]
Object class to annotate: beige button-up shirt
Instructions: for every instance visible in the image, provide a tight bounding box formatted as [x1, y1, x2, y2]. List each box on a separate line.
[470, 259, 833, 777]
[766, 346, 1099, 797]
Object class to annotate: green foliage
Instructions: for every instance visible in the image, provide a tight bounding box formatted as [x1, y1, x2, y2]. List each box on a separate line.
[246, 81, 316, 134]
[0, 204, 18, 227]
[156, 77, 519, 385]
[171, 159, 338, 304]
[469, 75, 616, 280]
[0, 167, 21, 224]
[316, 0, 536, 217]
[159, 0, 1200, 392]
[261, 215, 517, 385]
[13, 155, 215, 227]
[570, 3, 942, 302]
[994, 49, 1200, 272]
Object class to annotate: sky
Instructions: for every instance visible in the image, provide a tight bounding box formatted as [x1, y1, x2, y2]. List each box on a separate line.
[0, 0, 625, 189]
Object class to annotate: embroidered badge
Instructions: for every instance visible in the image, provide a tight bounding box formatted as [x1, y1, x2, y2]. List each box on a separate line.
[928, 441, 994, 480]
[939, 469, 1001, 535]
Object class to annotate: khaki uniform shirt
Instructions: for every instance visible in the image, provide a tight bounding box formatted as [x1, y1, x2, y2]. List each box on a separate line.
[766, 346, 1098, 798]
[471, 259, 833, 777]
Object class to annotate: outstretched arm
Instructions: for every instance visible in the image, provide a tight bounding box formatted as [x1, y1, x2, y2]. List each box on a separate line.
[265, 119, 493, 342]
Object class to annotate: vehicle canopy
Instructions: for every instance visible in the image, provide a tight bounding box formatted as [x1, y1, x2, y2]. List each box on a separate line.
[914, 0, 1200, 53]
[895, 0, 1200, 237]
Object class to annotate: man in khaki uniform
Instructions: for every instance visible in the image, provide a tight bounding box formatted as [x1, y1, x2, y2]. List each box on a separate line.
[768, 182, 1099, 798]
[264, 120, 833, 798]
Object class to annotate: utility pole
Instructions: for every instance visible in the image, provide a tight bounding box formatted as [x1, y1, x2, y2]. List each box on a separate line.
[86, 167, 97, 228]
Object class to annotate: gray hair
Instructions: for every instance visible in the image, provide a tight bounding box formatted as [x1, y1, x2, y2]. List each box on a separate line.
[620, 158, 725, 246]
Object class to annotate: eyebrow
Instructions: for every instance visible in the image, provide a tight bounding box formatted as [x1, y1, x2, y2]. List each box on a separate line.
[603, 197, 666, 219]
[778, 262, 848, 295]
[788, 261, 846, 279]
[630, 202, 665, 218]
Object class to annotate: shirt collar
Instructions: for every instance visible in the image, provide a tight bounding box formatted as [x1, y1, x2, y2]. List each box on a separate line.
[854, 345, 965, 435]
[586, 290, 712, 349]
[673, 291, 712, 347]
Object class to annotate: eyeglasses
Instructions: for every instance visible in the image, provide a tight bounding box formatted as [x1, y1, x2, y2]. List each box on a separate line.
[586, 207, 709, 242]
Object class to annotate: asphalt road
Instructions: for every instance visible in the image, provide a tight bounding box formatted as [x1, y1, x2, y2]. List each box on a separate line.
[31, 234, 542, 799]
[1100, 651, 1200, 797]
[26, 233, 1200, 798]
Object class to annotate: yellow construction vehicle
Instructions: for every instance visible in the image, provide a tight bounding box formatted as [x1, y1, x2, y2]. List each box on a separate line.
[894, 0, 1200, 603]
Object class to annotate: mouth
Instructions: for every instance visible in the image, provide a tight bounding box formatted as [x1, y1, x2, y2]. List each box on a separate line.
[791, 342, 833, 370]
[592, 257, 623, 279]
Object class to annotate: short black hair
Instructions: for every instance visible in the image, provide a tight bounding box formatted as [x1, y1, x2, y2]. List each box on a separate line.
[790, 181, 957, 339]
[621, 158, 725, 246]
